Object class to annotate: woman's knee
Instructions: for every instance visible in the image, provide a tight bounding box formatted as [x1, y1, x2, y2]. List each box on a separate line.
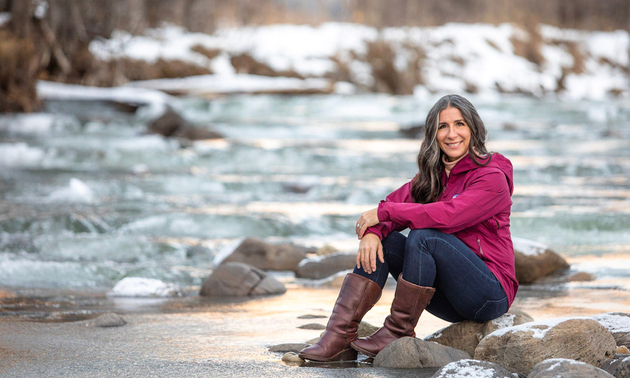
[405, 228, 441, 249]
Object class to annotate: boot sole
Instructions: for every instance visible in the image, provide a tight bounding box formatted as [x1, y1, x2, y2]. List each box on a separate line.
[350, 342, 377, 358]
[298, 348, 357, 362]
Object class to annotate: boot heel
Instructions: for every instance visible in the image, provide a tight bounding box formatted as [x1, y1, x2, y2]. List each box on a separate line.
[331, 348, 358, 361]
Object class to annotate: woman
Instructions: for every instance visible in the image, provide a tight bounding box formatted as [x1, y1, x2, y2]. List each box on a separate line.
[299, 94, 518, 362]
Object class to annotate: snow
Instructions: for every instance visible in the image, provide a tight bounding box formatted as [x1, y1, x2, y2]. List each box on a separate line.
[434, 360, 514, 378]
[48, 178, 96, 203]
[592, 312, 630, 334]
[125, 74, 331, 95]
[36, 81, 179, 119]
[489, 313, 517, 329]
[88, 22, 629, 99]
[512, 237, 548, 256]
[487, 317, 587, 339]
[0, 12, 11, 27]
[108, 277, 183, 297]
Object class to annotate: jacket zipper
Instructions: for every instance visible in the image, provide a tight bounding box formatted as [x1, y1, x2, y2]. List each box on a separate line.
[477, 238, 484, 256]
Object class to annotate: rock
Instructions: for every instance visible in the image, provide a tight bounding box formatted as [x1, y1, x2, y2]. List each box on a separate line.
[281, 352, 304, 364]
[618, 347, 630, 354]
[108, 277, 183, 297]
[533, 269, 596, 285]
[221, 238, 309, 271]
[474, 318, 616, 375]
[513, 237, 569, 284]
[431, 359, 517, 378]
[295, 252, 357, 279]
[373, 337, 470, 369]
[268, 343, 310, 353]
[399, 123, 424, 139]
[593, 313, 630, 348]
[424, 311, 534, 356]
[297, 314, 327, 319]
[148, 107, 223, 140]
[601, 354, 630, 378]
[359, 321, 379, 338]
[199, 262, 286, 297]
[89, 313, 127, 328]
[316, 245, 338, 256]
[528, 358, 615, 378]
[298, 323, 326, 330]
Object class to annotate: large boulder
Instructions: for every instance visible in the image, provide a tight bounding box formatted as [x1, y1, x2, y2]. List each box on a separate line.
[295, 252, 357, 279]
[199, 262, 286, 297]
[373, 337, 470, 369]
[424, 311, 534, 356]
[431, 359, 517, 378]
[513, 237, 569, 284]
[221, 238, 309, 271]
[474, 318, 616, 375]
[528, 358, 615, 378]
[601, 354, 630, 378]
[593, 312, 630, 348]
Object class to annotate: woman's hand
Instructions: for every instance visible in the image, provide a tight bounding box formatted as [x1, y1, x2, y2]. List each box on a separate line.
[356, 233, 384, 274]
[355, 208, 379, 239]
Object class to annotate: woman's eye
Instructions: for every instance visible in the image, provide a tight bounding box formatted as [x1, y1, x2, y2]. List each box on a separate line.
[457, 122, 465, 126]
[438, 124, 447, 129]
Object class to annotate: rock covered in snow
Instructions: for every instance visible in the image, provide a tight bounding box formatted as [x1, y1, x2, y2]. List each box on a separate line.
[592, 312, 630, 348]
[474, 318, 616, 375]
[512, 237, 569, 284]
[199, 262, 286, 297]
[431, 359, 518, 378]
[219, 238, 309, 272]
[108, 277, 183, 297]
[424, 311, 534, 356]
[295, 252, 357, 279]
[373, 337, 470, 369]
[528, 358, 614, 378]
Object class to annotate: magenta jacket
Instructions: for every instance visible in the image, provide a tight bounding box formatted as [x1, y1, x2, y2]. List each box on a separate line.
[366, 153, 518, 307]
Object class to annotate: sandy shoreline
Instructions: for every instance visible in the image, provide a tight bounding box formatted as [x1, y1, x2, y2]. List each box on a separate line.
[2, 282, 630, 377]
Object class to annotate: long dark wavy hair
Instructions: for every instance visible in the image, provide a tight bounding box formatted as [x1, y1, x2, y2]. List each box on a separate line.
[411, 94, 491, 204]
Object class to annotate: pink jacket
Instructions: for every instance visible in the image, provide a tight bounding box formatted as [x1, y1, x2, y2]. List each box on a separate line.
[366, 153, 518, 306]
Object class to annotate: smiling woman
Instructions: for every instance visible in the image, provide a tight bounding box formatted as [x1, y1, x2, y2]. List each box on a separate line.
[300, 94, 518, 362]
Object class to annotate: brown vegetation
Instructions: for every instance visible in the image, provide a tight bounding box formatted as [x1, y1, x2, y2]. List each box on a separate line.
[0, 31, 40, 112]
[230, 53, 303, 79]
[510, 25, 546, 69]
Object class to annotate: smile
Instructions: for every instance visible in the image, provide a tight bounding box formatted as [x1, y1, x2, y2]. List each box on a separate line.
[446, 141, 462, 148]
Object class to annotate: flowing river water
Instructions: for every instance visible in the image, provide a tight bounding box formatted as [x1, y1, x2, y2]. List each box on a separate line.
[0, 93, 630, 376]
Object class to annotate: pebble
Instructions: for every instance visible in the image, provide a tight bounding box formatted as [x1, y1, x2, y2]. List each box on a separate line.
[90, 313, 127, 327]
[617, 346, 630, 354]
[282, 352, 304, 364]
[297, 314, 327, 319]
[298, 323, 325, 330]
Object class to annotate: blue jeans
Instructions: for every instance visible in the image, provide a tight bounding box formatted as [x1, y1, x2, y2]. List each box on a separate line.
[353, 229, 508, 322]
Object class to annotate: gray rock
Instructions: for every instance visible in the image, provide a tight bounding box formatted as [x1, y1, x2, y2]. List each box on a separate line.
[512, 237, 570, 284]
[374, 337, 470, 369]
[431, 359, 518, 378]
[295, 252, 357, 279]
[593, 313, 630, 348]
[268, 343, 310, 353]
[297, 314, 327, 319]
[222, 238, 308, 271]
[528, 358, 615, 378]
[424, 311, 534, 356]
[601, 354, 630, 378]
[148, 107, 222, 140]
[358, 321, 379, 338]
[199, 262, 286, 297]
[298, 323, 326, 330]
[281, 352, 304, 364]
[90, 313, 126, 328]
[475, 318, 616, 375]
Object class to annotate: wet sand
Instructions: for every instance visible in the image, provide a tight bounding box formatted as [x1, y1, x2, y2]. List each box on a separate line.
[2, 279, 630, 377]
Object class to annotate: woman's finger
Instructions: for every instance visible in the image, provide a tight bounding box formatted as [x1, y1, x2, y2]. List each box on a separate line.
[356, 250, 361, 270]
[377, 242, 384, 264]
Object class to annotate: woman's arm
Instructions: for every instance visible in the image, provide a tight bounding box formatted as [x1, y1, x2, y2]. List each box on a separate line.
[362, 180, 413, 240]
[377, 170, 511, 233]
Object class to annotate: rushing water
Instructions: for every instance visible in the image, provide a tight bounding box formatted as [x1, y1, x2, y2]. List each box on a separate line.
[0, 93, 629, 292]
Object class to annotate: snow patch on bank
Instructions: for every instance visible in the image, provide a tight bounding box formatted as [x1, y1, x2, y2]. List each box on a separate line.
[90, 22, 629, 99]
[512, 237, 548, 256]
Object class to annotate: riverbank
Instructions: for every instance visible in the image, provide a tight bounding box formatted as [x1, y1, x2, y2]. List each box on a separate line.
[2, 280, 630, 377]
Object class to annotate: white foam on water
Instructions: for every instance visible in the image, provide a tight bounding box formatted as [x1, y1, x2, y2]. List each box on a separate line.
[47, 178, 96, 203]
[108, 277, 182, 297]
[0, 143, 45, 167]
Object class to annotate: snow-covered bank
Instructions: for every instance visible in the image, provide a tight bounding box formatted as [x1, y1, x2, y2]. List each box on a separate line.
[90, 22, 629, 100]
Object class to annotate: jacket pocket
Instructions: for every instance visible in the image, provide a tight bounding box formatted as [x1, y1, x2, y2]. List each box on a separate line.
[476, 237, 484, 257]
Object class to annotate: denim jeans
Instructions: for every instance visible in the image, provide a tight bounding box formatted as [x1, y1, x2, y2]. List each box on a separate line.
[353, 228, 508, 322]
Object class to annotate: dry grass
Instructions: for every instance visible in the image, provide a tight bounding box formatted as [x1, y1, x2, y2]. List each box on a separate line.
[230, 53, 303, 79]
[510, 25, 545, 69]
[191, 45, 222, 60]
[0, 31, 39, 112]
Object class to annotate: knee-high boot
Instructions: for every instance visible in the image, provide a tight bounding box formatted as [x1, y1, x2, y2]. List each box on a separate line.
[298, 273, 382, 362]
[350, 274, 435, 357]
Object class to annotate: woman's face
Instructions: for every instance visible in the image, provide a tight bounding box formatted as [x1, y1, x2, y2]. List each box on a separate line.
[437, 107, 471, 162]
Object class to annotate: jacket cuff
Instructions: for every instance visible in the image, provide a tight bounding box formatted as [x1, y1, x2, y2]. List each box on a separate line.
[377, 201, 390, 222]
[365, 227, 383, 240]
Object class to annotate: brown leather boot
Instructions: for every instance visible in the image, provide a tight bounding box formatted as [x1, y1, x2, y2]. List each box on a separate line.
[351, 275, 435, 357]
[298, 273, 382, 362]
